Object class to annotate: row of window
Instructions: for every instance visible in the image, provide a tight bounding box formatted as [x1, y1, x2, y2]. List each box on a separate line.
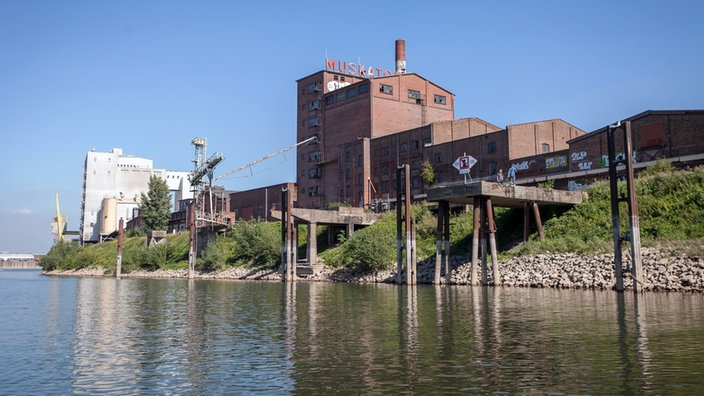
[378, 85, 447, 105]
[324, 84, 370, 106]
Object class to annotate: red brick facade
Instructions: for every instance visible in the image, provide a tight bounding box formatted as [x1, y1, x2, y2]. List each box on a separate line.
[296, 70, 454, 209]
[229, 182, 295, 221]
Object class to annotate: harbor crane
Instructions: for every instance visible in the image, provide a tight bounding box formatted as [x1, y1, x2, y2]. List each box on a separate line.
[213, 135, 317, 182]
[52, 193, 66, 243]
[186, 135, 318, 278]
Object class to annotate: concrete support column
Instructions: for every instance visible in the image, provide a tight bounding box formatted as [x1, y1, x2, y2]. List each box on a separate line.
[307, 222, 317, 264]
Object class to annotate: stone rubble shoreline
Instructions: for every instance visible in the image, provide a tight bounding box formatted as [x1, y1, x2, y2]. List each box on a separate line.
[45, 246, 703, 292]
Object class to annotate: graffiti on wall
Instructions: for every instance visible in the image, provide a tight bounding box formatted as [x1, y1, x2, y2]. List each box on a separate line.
[571, 151, 592, 170]
[601, 152, 625, 167]
[545, 154, 568, 170]
[511, 160, 536, 171]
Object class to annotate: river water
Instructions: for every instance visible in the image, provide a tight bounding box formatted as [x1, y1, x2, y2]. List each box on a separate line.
[0, 269, 702, 394]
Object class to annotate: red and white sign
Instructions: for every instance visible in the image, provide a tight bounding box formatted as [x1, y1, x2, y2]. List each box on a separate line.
[453, 155, 476, 174]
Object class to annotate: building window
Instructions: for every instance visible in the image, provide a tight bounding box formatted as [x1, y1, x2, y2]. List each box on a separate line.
[434, 95, 446, 104]
[346, 185, 351, 197]
[380, 84, 393, 94]
[309, 82, 321, 94]
[488, 141, 497, 154]
[309, 99, 320, 111]
[308, 116, 321, 128]
[412, 176, 421, 189]
[345, 150, 351, 162]
[359, 84, 369, 94]
[308, 167, 322, 179]
[308, 151, 321, 161]
[435, 153, 443, 163]
[412, 140, 419, 150]
[542, 143, 550, 153]
[345, 168, 351, 180]
[411, 160, 420, 170]
[347, 87, 357, 98]
[336, 91, 346, 101]
[357, 154, 363, 167]
[325, 95, 334, 105]
[489, 161, 498, 175]
[408, 89, 420, 100]
[400, 143, 407, 152]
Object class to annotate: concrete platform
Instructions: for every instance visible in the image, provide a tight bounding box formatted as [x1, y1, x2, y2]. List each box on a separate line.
[426, 181, 585, 207]
[270, 207, 379, 225]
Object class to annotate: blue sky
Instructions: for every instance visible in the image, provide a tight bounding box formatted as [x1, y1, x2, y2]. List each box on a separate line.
[1, 1, 702, 254]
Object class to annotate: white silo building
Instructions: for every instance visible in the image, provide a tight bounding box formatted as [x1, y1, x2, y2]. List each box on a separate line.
[80, 148, 192, 245]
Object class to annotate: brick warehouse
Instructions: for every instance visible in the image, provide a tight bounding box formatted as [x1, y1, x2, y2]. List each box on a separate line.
[229, 40, 704, 219]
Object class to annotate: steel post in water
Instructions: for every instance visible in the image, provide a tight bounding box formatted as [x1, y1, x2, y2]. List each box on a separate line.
[404, 165, 416, 285]
[396, 166, 403, 284]
[623, 122, 644, 291]
[115, 218, 123, 278]
[471, 198, 481, 286]
[607, 123, 624, 291]
[480, 197, 489, 286]
[443, 201, 451, 284]
[434, 201, 443, 285]
[286, 192, 296, 282]
[486, 197, 499, 285]
[188, 199, 196, 279]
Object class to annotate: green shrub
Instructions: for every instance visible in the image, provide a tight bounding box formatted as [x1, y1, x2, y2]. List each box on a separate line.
[341, 215, 396, 272]
[41, 242, 81, 271]
[138, 241, 186, 271]
[230, 220, 281, 267]
[196, 238, 229, 272]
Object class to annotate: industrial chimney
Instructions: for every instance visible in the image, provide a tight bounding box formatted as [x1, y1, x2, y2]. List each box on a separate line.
[395, 39, 406, 74]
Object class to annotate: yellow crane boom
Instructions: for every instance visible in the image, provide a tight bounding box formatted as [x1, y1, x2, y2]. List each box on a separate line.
[55, 193, 64, 241]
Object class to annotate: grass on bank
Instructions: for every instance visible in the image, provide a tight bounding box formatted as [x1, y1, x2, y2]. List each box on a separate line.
[42, 164, 704, 273]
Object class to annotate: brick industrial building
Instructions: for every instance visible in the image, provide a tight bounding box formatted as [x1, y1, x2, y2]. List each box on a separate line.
[294, 40, 586, 210]
[228, 40, 703, 220]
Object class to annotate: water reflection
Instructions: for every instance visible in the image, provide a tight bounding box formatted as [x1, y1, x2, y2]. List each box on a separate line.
[1, 271, 702, 395]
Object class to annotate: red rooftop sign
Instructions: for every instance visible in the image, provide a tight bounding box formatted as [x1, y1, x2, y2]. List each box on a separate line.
[325, 58, 394, 78]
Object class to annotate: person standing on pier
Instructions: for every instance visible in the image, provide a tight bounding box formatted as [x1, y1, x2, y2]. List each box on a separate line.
[497, 169, 504, 184]
[508, 165, 516, 185]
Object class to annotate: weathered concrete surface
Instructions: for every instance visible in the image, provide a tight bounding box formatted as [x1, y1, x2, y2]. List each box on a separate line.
[270, 207, 379, 226]
[427, 181, 585, 208]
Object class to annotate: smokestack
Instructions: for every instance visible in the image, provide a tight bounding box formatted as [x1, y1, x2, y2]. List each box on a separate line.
[395, 39, 406, 74]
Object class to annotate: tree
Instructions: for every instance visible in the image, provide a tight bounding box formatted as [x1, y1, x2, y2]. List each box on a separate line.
[420, 160, 436, 185]
[139, 175, 172, 232]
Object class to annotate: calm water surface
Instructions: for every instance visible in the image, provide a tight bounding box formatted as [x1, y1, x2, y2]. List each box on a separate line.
[0, 269, 702, 394]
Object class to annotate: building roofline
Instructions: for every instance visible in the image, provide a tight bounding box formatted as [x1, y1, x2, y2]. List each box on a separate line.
[506, 118, 584, 132]
[296, 70, 455, 96]
[373, 72, 455, 96]
[568, 109, 704, 144]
